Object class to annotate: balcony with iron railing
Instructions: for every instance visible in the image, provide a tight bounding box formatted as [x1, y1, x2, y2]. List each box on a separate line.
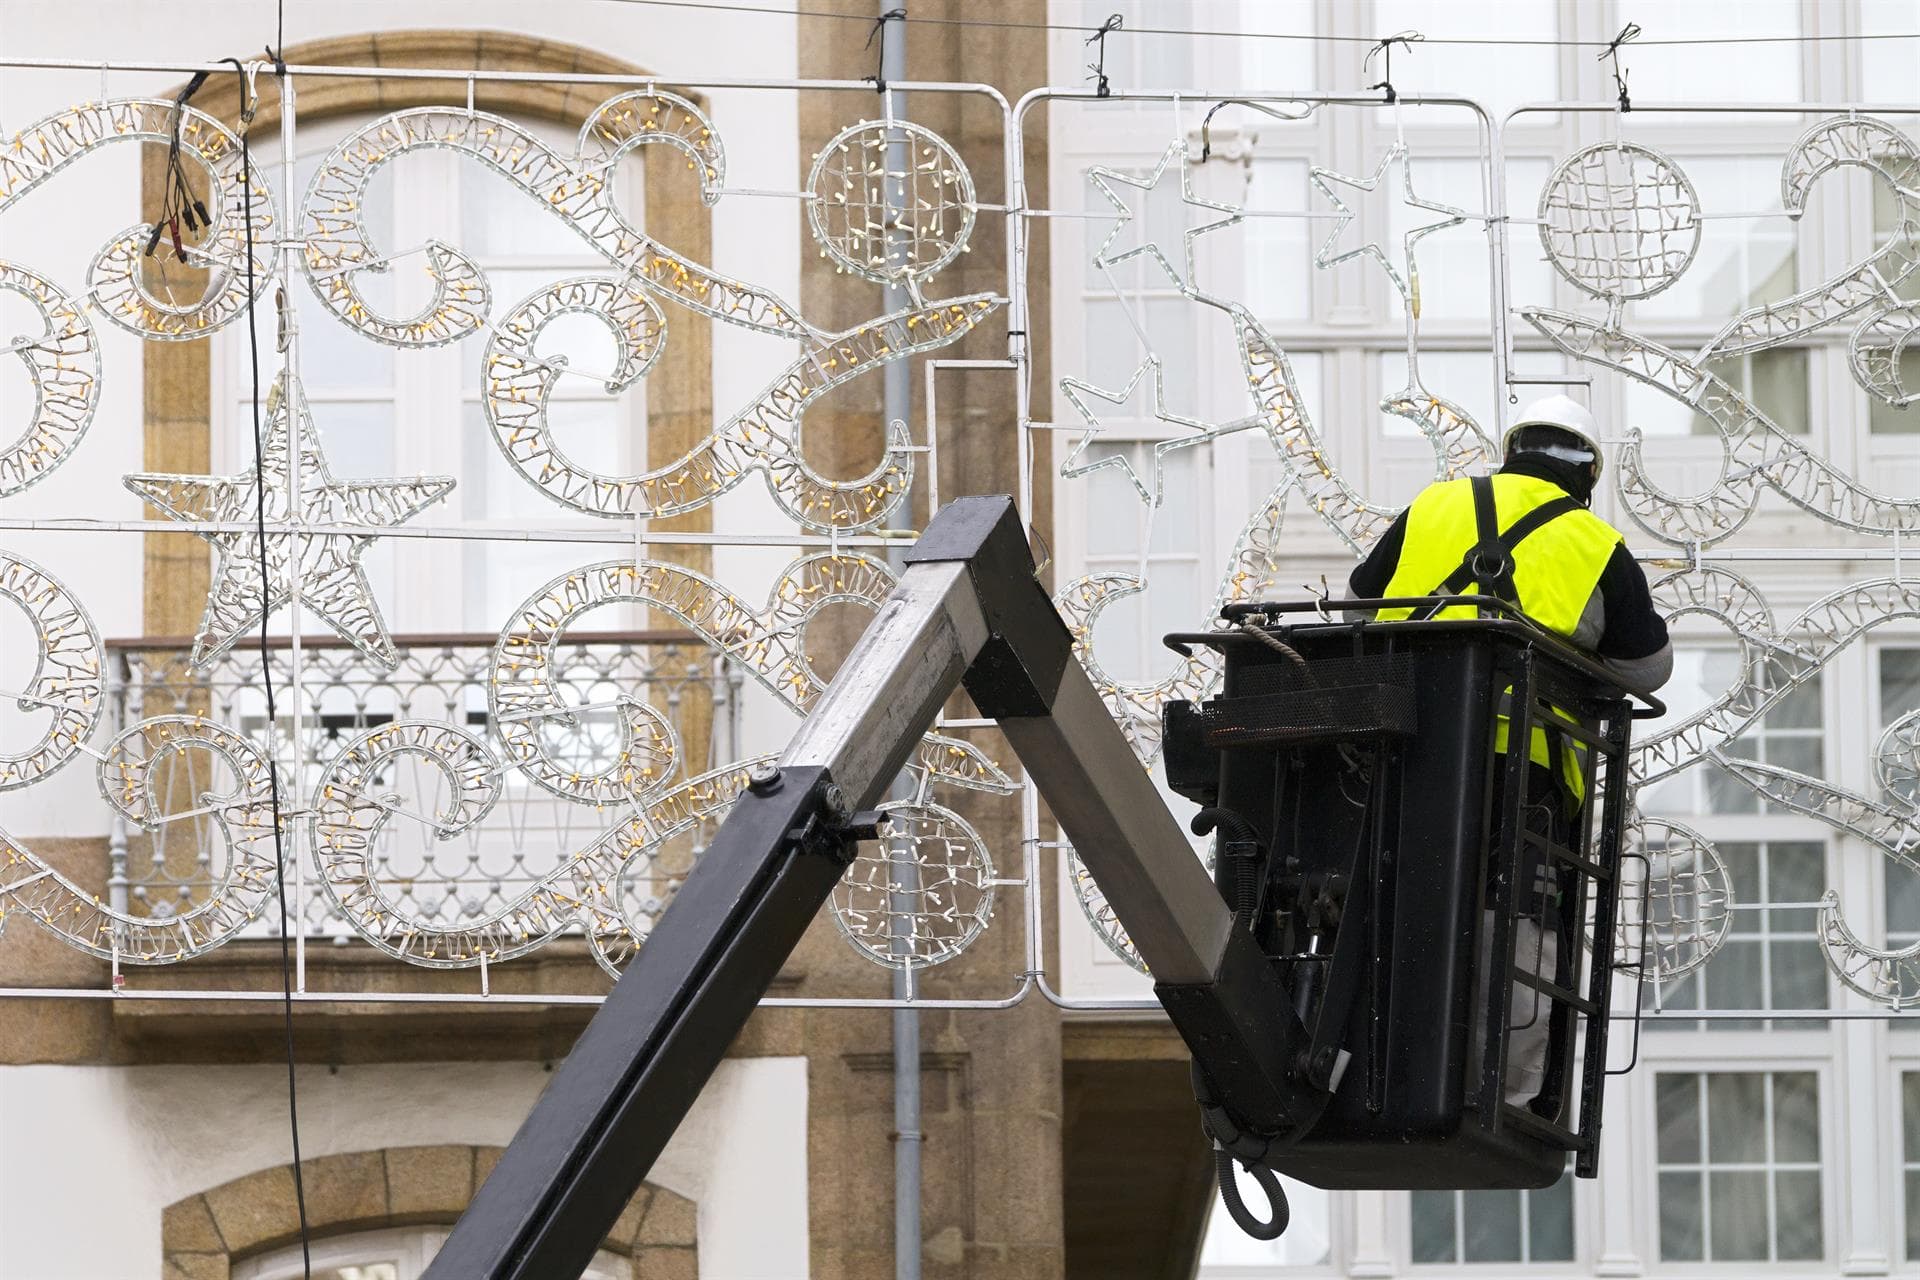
[80, 629, 749, 1052]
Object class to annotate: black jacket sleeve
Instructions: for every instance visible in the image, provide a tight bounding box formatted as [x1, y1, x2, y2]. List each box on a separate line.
[1347, 509, 1409, 599]
[1593, 543, 1669, 660]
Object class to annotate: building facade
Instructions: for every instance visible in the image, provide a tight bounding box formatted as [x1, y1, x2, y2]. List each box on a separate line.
[2, 0, 1918, 1277]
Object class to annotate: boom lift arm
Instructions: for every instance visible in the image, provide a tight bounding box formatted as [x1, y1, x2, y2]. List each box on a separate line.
[424, 495, 1328, 1280]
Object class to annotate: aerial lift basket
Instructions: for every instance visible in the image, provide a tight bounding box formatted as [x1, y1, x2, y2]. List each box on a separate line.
[1163, 596, 1660, 1193]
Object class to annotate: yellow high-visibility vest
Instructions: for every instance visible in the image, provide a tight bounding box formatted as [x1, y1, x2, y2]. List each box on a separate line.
[1376, 473, 1622, 796]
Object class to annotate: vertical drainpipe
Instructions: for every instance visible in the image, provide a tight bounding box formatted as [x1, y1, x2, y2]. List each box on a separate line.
[879, 8, 922, 1280]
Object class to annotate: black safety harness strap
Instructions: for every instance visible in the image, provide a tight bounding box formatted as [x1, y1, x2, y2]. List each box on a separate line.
[1410, 476, 1583, 621]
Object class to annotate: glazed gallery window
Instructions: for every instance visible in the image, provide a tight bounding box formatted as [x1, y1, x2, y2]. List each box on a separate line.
[1407, 1175, 1574, 1266]
[1654, 1071, 1824, 1263]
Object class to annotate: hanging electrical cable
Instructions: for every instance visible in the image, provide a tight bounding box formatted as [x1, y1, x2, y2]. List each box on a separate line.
[223, 44, 315, 1280]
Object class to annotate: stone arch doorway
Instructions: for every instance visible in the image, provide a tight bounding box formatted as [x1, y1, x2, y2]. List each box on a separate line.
[161, 1143, 697, 1279]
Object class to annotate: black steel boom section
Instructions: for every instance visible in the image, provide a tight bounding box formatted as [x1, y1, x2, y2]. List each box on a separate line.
[425, 495, 1306, 1279]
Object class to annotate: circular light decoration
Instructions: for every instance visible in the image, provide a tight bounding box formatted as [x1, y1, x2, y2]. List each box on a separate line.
[1538, 141, 1701, 302]
[807, 119, 976, 289]
[1618, 817, 1733, 981]
[830, 802, 995, 969]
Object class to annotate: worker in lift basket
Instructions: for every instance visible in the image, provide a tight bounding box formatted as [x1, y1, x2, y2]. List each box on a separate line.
[1345, 394, 1673, 1110]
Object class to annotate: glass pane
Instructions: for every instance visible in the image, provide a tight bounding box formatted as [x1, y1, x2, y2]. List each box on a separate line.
[1892, 870, 1920, 944]
[1775, 1169, 1823, 1260]
[540, 400, 629, 479]
[1706, 1073, 1767, 1163]
[1233, 0, 1317, 89]
[1528, 1175, 1576, 1261]
[1722, 844, 1761, 925]
[1703, 940, 1764, 1010]
[1770, 676, 1823, 730]
[1883, 650, 1920, 727]
[1659, 1170, 1704, 1262]
[1762, 737, 1821, 785]
[1772, 1073, 1820, 1164]
[1908, 1169, 1920, 1260]
[305, 400, 397, 480]
[1770, 945, 1826, 1013]
[1709, 1169, 1771, 1261]
[1084, 458, 1145, 557]
[1704, 764, 1761, 815]
[1145, 299, 1198, 409]
[1768, 843, 1825, 928]
[1460, 1188, 1523, 1263]
[1905, 1073, 1920, 1160]
[1408, 1190, 1458, 1264]
[1657, 1074, 1701, 1164]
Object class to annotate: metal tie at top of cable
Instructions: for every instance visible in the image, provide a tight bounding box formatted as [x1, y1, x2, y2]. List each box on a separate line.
[1365, 30, 1423, 105]
[863, 7, 906, 95]
[1086, 12, 1123, 99]
[1600, 21, 1641, 113]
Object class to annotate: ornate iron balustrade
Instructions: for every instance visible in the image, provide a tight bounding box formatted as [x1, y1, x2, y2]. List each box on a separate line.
[103, 630, 745, 941]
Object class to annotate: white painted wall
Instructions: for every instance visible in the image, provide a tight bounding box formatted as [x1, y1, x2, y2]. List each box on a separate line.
[0, 1055, 809, 1279]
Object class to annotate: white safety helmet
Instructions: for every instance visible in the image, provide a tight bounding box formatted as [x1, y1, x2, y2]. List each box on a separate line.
[1501, 394, 1604, 480]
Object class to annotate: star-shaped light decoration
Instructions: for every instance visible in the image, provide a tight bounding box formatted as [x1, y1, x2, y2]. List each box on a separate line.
[124, 374, 455, 669]
[1085, 141, 1244, 306]
[1059, 357, 1254, 507]
[1310, 142, 1466, 318]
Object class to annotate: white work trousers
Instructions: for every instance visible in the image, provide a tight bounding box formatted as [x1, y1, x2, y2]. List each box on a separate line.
[1472, 913, 1559, 1108]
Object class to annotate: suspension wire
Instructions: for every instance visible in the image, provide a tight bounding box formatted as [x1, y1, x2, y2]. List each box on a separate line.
[572, 0, 1920, 48]
[224, 49, 314, 1280]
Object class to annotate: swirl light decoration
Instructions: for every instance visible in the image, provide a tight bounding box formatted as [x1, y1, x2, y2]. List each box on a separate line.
[0, 98, 275, 342]
[1697, 116, 1920, 363]
[0, 558, 284, 964]
[5, 717, 280, 963]
[483, 276, 1001, 530]
[0, 552, 101, 790]
[0, 262, 99, 497]
[301, 91, 810, 345]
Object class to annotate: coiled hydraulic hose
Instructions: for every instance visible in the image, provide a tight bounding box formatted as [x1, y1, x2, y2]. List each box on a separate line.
[1188, 807, 1291, 1240]
[1214, 1144, 1290, 1240]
